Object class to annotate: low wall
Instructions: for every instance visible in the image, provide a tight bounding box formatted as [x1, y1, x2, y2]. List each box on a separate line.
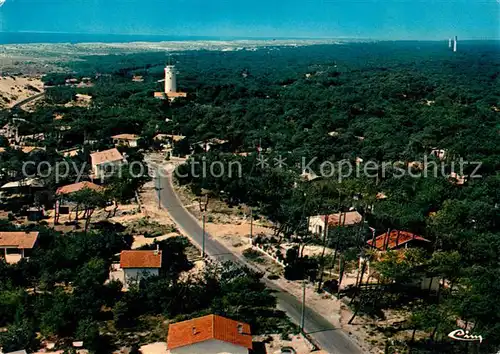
[252, 243, 286, 267]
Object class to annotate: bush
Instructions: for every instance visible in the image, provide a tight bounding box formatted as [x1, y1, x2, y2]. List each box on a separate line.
[242, 248, 264, 263]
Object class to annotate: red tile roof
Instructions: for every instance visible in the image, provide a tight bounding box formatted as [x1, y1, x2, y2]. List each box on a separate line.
[0, 231, 39, 249]
[167, 314, 252, 350]
[367, 230, 430, 251]
[90, 148, 123, 166]
[56, 181, 103, 195]
[111, 134, 140, 141]
[120, 250, 162, 269]
[320, 211, 362, 227]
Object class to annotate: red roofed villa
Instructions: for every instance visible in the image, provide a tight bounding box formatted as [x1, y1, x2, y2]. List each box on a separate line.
[119, 250, 162, 288]
[167, 314, 252, 354]
[367, 230, 430, 251]
[0, 231, 39, 264]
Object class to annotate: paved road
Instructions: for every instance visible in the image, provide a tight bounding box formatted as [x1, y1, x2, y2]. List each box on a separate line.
[153, 165, 364, 354]
[11, 92, 45, 110]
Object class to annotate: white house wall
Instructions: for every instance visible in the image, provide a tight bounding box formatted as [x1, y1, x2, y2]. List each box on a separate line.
[123, 268, 159, 287]
[169, 339, 248, 354]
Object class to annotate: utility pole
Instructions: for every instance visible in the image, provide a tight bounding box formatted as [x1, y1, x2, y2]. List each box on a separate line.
[155, 170, 163, 209]
[202, 211, 206, 257]
[249, 207, 253, 243]
[198, 193, 209, 258]
[300, 279, 306, 332]
[317, 215, 329, 292]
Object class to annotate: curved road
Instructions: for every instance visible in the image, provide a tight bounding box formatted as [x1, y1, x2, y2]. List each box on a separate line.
[11, 92, 45, 110]
[153, 165, 364, 354]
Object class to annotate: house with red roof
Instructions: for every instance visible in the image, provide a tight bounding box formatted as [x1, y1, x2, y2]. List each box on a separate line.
[363, 230, 438, 291]
[167, 314, 252, 354]
[0, 231, 39, 264]
[119, 249, 162, 288]
[54, 181, 104, 223]
[367, 230, 430, 251]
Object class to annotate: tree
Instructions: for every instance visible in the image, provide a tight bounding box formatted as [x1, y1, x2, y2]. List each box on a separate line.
[67, 189, 108, 233]
[0, 320, 38, 353]
[75, 318, 100, 352]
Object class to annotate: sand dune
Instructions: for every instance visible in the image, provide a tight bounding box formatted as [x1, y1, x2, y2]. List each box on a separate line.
[0, 75, 44, 108]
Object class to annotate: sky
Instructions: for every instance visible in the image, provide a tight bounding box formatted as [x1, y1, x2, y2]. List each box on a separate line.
[0, 0, 498, 40]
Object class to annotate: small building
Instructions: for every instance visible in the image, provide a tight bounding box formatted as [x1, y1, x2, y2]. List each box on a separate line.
[111, 134, 140, 148]
[449, 172, 467, 185]
[308, 211, 363, 235]
[57, 147, 81, 158]
[430, 148, 446, 160]
[154, 134, 186, 143]
[367, 230, 430, 251]
[0, 123, 17, 139]
[132, 75, 144, 82]
[0, 178, 44, 201]
[376, 192, 388, 200]
[154, 91, 188, 101]
[20, 146, 45, 154]
[300, 170, 321, 182]
[0, 146, 45, 155]
[75, 93, 92, 103]
[120, 250, 162, 287]
[154, 134, 186, 151]
[167, 314, 252, 354]
[0, 231, 39, 264]
[192, 138, 229, 152]
[90, 148, 124, 180]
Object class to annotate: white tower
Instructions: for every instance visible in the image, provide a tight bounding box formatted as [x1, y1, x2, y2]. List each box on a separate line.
[164, 65, 177, 93]
[453, 36, 457, 52]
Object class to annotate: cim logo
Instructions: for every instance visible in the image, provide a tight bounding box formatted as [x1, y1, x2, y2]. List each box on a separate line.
[447, 329, 483, 343]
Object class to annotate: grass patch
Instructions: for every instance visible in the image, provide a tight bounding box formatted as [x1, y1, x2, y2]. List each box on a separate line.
[126, 217, 177, 237]
[243, 248, 265, 263]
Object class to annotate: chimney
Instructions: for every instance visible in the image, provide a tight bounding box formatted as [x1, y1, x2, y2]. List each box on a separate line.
[154, 244, 160, 256]
[237, 323, 243, 334]
[192, 326, 197, 335]
[448, 38, 452, 48]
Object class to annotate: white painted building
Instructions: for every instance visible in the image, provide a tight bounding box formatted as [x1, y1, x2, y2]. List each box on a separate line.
[308, 211, 363, 236]
[119, 249, 162, 288]
[111, 134, 140, 148]
[90, 148, 124, 180]
[0, 231, 39, 264]
[169, 339, 248, 354]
